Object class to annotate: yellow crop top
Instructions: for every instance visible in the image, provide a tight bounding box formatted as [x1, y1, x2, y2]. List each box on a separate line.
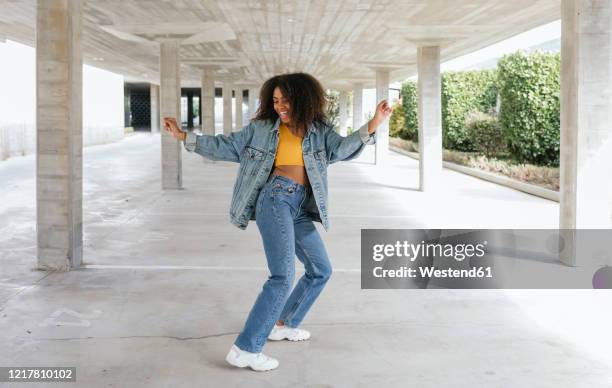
[274, 122, 304, 166]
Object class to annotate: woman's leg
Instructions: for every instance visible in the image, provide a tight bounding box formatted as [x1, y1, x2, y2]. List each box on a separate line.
[277, 211, 332, 329]
[234, 185, 296, 353]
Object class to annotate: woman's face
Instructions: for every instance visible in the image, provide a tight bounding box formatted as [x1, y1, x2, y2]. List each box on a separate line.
[273, 87, 291, 124]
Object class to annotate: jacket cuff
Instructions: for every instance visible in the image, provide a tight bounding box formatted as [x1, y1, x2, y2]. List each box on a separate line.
[357, 122, 376, 145]
[183, 131, 197, 152]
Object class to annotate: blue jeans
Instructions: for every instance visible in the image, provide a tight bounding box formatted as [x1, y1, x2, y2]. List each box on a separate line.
[234, 174, 333, 353]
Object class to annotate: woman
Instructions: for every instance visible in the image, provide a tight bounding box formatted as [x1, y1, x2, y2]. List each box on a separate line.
[163, 72, 392, 372]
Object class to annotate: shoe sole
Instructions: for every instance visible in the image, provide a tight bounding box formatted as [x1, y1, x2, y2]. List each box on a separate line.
[226, 355, 278, 372]
[268, 335, 310, 341]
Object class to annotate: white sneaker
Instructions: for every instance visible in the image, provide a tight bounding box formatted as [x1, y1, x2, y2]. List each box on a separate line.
[225, 344, 279, 372]
[267, 324, 311, 341]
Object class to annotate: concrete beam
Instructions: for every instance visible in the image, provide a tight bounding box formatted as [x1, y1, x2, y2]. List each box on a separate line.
[417, 46, 443, 192]
[339, 90, 348, 136]
[235, 88, 243, 130]
[223, 82, 232, 135]
[560, 0, 612, 265]
[150, 84, 160, 133]
[201, 70, 214, 135]
[36, 0, 83, 270]
[159, 40, 182, 189]
[353, 83, 363, 131]
[375, 70, 390, 165]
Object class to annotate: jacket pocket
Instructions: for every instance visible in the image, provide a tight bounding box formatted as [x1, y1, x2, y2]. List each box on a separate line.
[242, 146, 266, 176]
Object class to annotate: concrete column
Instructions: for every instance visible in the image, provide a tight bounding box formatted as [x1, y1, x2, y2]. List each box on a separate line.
[417, 46, 442, 192]
[248, 86, 260, 121]
[560, 0, 612, 265]
[223, 82, 233, 135]
[187, 91, 194, 128]
[235, 88, 243, 130]
[36, 0, 83, 270]
[375, 70, 390, 165]
[159, 40, 182, 189]
[150, 84, 160, 133]
[339, 90, 348, 136]
[201, 70, 214, 135]
[353, 83, 363, 131]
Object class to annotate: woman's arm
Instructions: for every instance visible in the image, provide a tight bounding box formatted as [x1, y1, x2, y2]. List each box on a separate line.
[324, 122, 376, 164]
[324, 100, 392, 164]
[163, 117, 252, 163]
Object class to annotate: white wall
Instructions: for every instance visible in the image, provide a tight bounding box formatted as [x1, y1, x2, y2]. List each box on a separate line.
[0, 40, 124, 161]
[0, 40, 35, 159]
[83, 64, 124, 145]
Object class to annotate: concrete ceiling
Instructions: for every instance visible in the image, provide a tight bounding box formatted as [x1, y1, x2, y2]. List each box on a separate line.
[0, 0, 560, 89]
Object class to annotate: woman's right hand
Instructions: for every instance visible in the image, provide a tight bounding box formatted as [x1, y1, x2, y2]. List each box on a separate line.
[163, 117, 186, 141]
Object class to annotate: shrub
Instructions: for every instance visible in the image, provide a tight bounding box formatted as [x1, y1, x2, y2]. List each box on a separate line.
[441, 70, 498, 151]
[389, 102, 406, 139]
[497, 51, 560, 166]
[400, 81, 418, 141]
[465, 111, 505, 156]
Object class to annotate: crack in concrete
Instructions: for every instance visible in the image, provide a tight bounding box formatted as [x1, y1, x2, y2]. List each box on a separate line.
[31, 322, 416, 342]
[0, 271, 54, 313]
[29, 322, 419, 342]
[35, 331, 240, 342]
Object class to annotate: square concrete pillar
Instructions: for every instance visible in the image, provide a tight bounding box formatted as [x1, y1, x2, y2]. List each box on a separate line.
[150, 84, 160, 133]
[159, 40, 182, 189]
[223, 82, 233, 135]
[353, 83, 364, 131]
[248, 86, 260, 121]
[339, 90, 348, 136]
[201, 70, 215, 135]
[417, 46, 443, 192]
[560, 0, 612, 265]
[375, 70, 390, 165]
[235, 88, 243, 130]
[36, 0, 83, 270]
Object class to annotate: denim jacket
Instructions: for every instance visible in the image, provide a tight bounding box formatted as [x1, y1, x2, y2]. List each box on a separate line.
[183, 119, 376, 231]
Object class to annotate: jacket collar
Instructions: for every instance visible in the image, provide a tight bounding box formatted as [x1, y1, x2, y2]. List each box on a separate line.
[271, 118, 318, 136]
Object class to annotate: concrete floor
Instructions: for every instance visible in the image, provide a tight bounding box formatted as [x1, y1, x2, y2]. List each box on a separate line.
[1, 133, 611, 387]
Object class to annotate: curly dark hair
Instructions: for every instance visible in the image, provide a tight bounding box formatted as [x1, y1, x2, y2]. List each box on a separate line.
[254, 72, 328, 133]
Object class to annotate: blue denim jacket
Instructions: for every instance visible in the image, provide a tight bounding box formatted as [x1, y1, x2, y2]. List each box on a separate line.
[183, 119, 376, 231]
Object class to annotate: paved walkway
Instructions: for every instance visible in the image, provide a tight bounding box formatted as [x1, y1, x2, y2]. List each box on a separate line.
[1, 133, 610, 387]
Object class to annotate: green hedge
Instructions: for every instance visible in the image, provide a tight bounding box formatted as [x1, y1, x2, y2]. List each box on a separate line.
[389, 102, 406, 139]
[398, 81, 418, 141]
[465, 111, 504, 156]
[441, 70, 498, 151]
[392, 51, 560, 166]
[497, 51, 560, 166]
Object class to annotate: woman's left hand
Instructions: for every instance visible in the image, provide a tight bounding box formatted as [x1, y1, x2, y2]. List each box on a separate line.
[368, 100, 393, 134]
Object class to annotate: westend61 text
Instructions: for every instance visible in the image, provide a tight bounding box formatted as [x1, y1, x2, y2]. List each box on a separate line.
[372, 266, 493, 279]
